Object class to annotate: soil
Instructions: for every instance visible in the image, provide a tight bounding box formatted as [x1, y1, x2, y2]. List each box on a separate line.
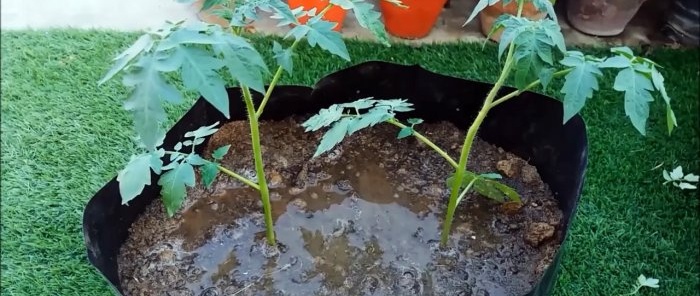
[117, 116, 564, 296]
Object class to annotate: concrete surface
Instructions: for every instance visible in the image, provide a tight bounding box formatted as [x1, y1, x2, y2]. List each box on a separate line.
[0, 0, 197, 31]
[0, 0, 676, 47]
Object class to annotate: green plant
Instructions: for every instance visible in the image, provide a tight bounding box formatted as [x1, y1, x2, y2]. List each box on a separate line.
[621, 274, 660, 296]
[99, 0, 397, 246]
[663, 165, 698, 190]
[304, 0, 677, 246]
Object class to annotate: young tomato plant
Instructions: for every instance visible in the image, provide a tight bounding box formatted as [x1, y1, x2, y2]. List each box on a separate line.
[305, 0, 678, 246]
[99, 0, 396, 246]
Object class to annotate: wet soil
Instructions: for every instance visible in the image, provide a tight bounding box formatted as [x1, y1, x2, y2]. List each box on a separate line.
[118, 116, 564, 296]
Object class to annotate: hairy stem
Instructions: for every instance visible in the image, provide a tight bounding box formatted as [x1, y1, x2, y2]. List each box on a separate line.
[440, 9, 522, 246]
[489, 68, 573, 108]
[242, 86, 275, 245]
[255, 3, 335, 118]
[387, 119, 458, 169]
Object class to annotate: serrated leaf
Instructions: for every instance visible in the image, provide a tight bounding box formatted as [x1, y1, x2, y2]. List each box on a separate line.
[157, 25, 226, 51]
[99, 34, 154, 85]
[350, 1, 390, 46]
[158, 161, 196, 217]
[493, 15, 525, 59]
[302, 104, 345, 132]
[185, 122, 220, 138]
[397, 127, 413, 139]
[305, 20, 350, 61]
[465, 0, 500, 25]
[212, 144, 232, 160]
[117, 153, 157, 205]
[186, 154, 207, 166]
[272, 41, 294, 74]
[532, 0, 557, 22]
[214, 37, 268, 94]
[347, 106, 393, 134]
[613, 67, 655, 135]
[598, 55, 631, 68]
[174, 46, 230, 118]
[340, 98, 378, 110]
[407, 118, 423, 125]
[313, 117, 353, 157]
[201, 162, 220, 188]
[559, 52, 603, 123]
[122, 55, 177, 151]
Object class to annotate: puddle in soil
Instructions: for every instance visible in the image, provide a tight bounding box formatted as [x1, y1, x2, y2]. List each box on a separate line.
[176, 156, 510, 296]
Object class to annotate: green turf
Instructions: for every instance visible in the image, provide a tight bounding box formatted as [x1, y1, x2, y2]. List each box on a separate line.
[1, 30, 698, 296]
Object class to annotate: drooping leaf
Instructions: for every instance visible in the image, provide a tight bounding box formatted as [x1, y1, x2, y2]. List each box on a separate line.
[305, 20, 350, 61]
[212, 144, 232, 160]
[613, 67, 655, 135]
[538, 67, 554, 91]
[201, 162, 220, 188]
[651, 66, 677, 134]
[447, 172, 521, 203]
[465, 0, 500, 25]
[397, 127, 413, 139]
[158, 161, 196, 217]
[314, 117, 353, 157]
[559, 51, 603, 123]
[185, 122, 220, 138]
[157, 25, 227, 51]
[375, 99, 414, 112]
[348, 0, 390, 46]
[272, 41, 294, 74]
[117, 153, 159, 205]
[122, 54, 180, 150]
[531, 0, 557, 22]
[407, 118, 424, 125]
[214, 36, 269, 94]
[99, 34, 154, 85]
[173, 46, 230, 118]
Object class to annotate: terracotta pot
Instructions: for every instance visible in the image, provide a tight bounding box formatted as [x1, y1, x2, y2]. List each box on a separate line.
[288, 0, 347, 32]
[479, 1, 547, 42]
[379, 0, 448, 39]
[566, 0, 647, 36]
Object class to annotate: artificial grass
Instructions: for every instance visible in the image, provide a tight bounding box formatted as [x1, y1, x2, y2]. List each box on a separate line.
[1, 30, 698, 296]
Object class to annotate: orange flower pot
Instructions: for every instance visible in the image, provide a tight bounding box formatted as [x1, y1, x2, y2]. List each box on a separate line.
[379, 0, 448, 39]
[288, 0, 347, 32]
[479, 1, 548, 42]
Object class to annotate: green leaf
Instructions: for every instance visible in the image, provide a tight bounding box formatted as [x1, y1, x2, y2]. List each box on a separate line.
[559, 51, 603, 123]
[479, 173, 503, 179]
[538, 67, 554, 91]
[465, 0, 500, 25]
[305, 20, 350, 61]
[613, 67, 655, 135]
[407, 118, 423, 125]
[201, 0, 226, 10]
[375, 99, 414, 112]
[174, 46, 230, 118]
[158, 161, 196, 217]
[314, 117, 353, 157]
[447, 172, 521, 203]
[302, 104, 344, 132]
[212, 144, 232, 160]
[340, 98, 378, 110]
[232, 0, 297, 27]
[214, 36, 269, 94]
[346, 106, 392, 134]
[185, 122, 220, 138]
[598, 55, 631, 69]
[531, 0, 557, 22]
[157, 25, 226, 51]
[493, 15, 526, 59]
[201, 162, 219, 188]
[122, 55, 178, 151]
[272, 41, 294, 74]
[651, 66, 677, 134]
[397, 127, 413, 139]
[185, 154, 207, 166]
[117, 153, 161, 205]
[349, 0, 390, 46]
[611, 46, 634, 58]
[99, 34, 154, 85]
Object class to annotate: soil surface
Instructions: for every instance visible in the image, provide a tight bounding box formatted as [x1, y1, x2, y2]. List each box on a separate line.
[118, 116, 564, 296]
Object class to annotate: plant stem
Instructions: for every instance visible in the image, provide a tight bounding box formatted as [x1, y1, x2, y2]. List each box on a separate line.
[254, 3, 335, 118]
[440, 25, 520, 247]
[242, 85, 275, 245]
[489, 68, 573, 108]
[387, 119, 458, 169]
[217, 165, 260, 190]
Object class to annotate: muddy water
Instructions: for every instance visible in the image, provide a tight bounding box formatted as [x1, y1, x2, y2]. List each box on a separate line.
[118, 118, 563, 296]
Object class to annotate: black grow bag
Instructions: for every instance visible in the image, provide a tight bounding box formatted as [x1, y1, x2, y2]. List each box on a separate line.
[83, 61, 588, 296]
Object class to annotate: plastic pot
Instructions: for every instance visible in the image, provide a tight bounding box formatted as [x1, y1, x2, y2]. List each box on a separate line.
[478, 1, 548, 42]
[288, 0, 347, 31]
[83, 61, 588, 296]
[566, 0, 647, 36]
[379, 0, 448, 39]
